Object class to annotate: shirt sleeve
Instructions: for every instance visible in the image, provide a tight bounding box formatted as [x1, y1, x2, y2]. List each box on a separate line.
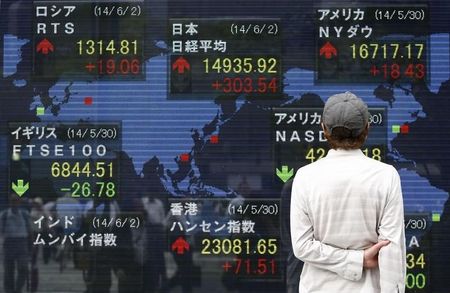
[290, 170, 364, 281]
[378, 167, 407, 293]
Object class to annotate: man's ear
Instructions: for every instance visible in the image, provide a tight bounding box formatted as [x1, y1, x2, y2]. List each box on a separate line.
[321, 122, 330, 135]
[365, 122, 370, 135]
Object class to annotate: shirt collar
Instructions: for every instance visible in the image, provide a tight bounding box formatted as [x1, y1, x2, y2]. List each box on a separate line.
[326, 148, 365, 158]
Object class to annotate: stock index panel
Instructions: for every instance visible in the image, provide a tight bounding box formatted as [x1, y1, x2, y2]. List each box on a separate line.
[0, 0, 449, 292]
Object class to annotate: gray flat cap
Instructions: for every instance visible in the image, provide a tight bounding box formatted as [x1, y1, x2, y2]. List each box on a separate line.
[322, 91, 369, 137]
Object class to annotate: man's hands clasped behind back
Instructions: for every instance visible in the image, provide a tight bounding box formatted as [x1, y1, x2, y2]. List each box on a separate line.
[363, 240, 390, 269]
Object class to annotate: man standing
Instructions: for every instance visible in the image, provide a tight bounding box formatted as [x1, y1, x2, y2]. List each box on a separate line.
[290, 92, 406, 292]
[0, 195, 30, 293]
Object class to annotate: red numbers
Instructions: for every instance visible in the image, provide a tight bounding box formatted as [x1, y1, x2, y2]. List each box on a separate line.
[212, 77, 278, 94]
[223, 258, 277, 276]
[370, 63, 426, 80]
[96, 58, 141, 75]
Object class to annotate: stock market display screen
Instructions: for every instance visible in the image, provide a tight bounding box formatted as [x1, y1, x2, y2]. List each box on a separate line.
[0, 0, 449, 292]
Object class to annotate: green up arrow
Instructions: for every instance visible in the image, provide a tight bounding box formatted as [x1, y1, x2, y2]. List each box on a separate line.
[276, 165, 294, 183]
[12, 179, 29, 197]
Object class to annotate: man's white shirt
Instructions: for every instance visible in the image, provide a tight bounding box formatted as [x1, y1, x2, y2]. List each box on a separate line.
[290, 149, 406, 293]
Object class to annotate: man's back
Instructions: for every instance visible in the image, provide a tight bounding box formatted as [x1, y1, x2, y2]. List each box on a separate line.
[291, 148, 406, 293]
